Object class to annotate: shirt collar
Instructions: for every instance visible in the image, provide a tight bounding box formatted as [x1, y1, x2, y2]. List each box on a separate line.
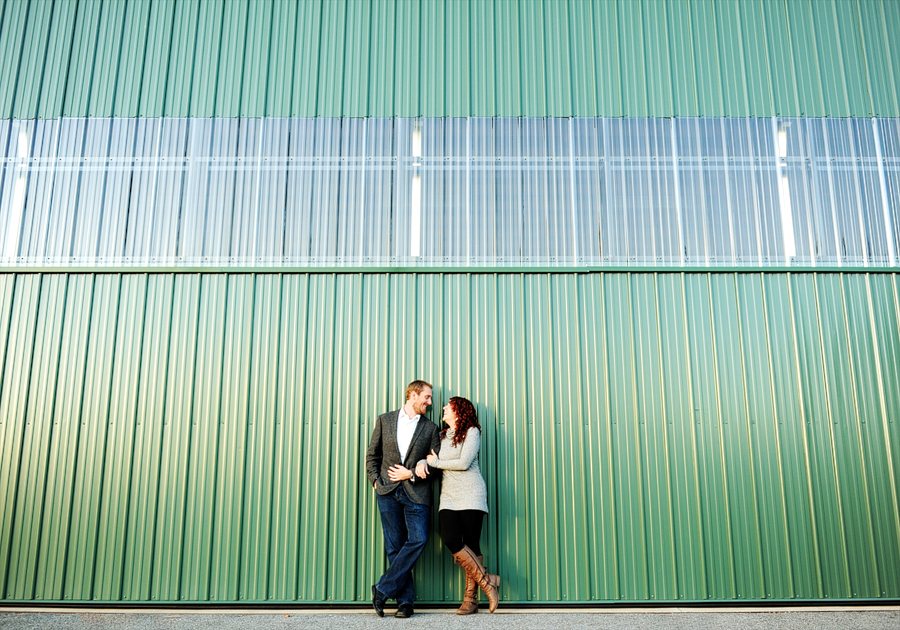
[398, 406, 420, 423]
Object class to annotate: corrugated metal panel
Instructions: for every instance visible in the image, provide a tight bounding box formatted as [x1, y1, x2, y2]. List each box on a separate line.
[0, 270, 897, 603]
[3, 116, 899, 269]
[859, 0, 900, 117]
[2, 0, 900, 118]
[9, 0, 53, 120]
[111, 0, 150, 118]
[135, 0, 172, 119]
[0, 0, 31, 118]
[157, 0, 194, 118]
[340, 0, 370, 118]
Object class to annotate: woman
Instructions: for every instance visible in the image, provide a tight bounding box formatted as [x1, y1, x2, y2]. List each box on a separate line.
[424, 396, 500, 614]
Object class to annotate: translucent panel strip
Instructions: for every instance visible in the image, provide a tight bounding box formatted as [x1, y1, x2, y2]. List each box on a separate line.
[1, 117, 899, 268]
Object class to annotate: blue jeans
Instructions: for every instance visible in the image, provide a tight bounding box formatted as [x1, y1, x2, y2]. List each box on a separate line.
[375, 486, 430, 606]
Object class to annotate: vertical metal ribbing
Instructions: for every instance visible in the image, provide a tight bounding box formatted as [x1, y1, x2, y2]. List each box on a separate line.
[811, 274, 852, 595]
[25, 273, 72, 600]
[86, 274, 126, 599]
[836, 274, 880, 595]
[697, 121, 711, 267]
[251, 119, 264, 262]
[720, 120, 737, 265]
[862, 273, 900, 591]
[817, 119, 845, 267]
[624, 272, 648, 598]
[758, 274, 797, 598]
[142, 274, 178, 602]
[0, 274, 40, 599]
[680, 272, 708, 598]
[357, 118, 367, 264]
[784, 273, 825, 597]
[568, 117, 578, 262]
[732, 273, 766, 598]
[142, 119, 164, 260]
[670, 118, 685, 266]
[112, 273, 152, 599]
[746, 119, 766, 265]
[705, 272, 737, 597]
[234, 273, 258, 601]
[601, 117, 611, 262]
[465, 116, 471, 263]
[871, 119, 897, 266]
[0, 115, 896, 268]
[652, 274, 678, 598]
[0, 270, 897, 603]
[772, 117, 792, 267]
[841, 120, 871, 268]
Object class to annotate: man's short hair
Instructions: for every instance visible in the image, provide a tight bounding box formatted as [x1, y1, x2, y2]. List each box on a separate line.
[405, 380, 433, 400]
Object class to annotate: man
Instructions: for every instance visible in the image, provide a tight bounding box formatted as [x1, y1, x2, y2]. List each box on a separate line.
[366, 380, 441, 618]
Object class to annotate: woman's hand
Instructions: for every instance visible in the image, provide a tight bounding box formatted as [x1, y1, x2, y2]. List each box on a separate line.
[425, 449, 438, 466]
[388, 464, 413, 481]
[415, 461, 430, 479]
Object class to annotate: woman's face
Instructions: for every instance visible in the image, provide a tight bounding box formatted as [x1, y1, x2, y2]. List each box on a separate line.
[442, 403, 458, 428]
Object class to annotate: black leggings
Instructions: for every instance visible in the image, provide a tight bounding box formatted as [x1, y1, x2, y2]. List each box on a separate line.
[439, 509, 485, 556]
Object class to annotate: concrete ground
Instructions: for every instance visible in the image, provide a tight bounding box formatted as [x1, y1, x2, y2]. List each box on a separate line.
[1, 607, 898, 630]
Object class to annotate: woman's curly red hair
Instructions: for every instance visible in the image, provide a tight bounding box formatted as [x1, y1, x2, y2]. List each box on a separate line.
[442, 396, 481, 447]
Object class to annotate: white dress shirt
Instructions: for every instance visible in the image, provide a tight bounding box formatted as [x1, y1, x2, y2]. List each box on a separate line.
[396, 406, 420, 463]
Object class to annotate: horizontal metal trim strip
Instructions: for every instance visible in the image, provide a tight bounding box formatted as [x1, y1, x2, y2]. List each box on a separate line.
[1, 599, 898, 608]
[0, 266, 897, 275]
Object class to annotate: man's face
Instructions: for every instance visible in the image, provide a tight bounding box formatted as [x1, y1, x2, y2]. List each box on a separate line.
[409, 387, 433, 416]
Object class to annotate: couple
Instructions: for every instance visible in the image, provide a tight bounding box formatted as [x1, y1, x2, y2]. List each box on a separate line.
[365, 380, 500, 618]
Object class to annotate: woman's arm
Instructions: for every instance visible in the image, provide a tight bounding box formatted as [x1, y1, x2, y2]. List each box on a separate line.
[430, 428, 480, 471]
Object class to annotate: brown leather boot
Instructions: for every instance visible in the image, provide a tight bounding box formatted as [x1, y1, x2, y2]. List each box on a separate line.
[452, 546, 500, 613]
[455, 555, 481, 615]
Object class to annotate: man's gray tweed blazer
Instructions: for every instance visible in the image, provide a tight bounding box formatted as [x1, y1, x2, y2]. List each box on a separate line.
[366, 410, 441, 506]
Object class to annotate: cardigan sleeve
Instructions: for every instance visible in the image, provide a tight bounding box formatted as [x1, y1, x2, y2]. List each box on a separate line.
[431, 428, 480, 471]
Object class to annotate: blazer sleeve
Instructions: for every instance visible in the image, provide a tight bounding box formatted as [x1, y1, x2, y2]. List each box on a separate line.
[430, 424, 441, 456]
[415, 424, 444, 482]
[365, 415, 383, 485]
[431, 428, 480, 471]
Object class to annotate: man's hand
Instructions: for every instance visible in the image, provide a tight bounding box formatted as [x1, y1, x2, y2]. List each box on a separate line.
[415, 461, 430, 479]
[426, 449, 438, 466]
[387, 464, 413, 482]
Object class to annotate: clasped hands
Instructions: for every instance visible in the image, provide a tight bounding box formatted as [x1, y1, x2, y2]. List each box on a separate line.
[386, 461, 431, 482]
[384, 449, 440, 483]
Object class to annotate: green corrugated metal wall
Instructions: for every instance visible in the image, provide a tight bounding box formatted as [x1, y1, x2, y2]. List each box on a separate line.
[0, 271, 898, 603]
[1, 0, 900, 118]
[2, 0, 899, 608]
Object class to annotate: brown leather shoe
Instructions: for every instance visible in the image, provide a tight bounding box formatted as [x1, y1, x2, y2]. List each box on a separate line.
[452, 546, 500, 613]
[455, 555, 482, 615]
